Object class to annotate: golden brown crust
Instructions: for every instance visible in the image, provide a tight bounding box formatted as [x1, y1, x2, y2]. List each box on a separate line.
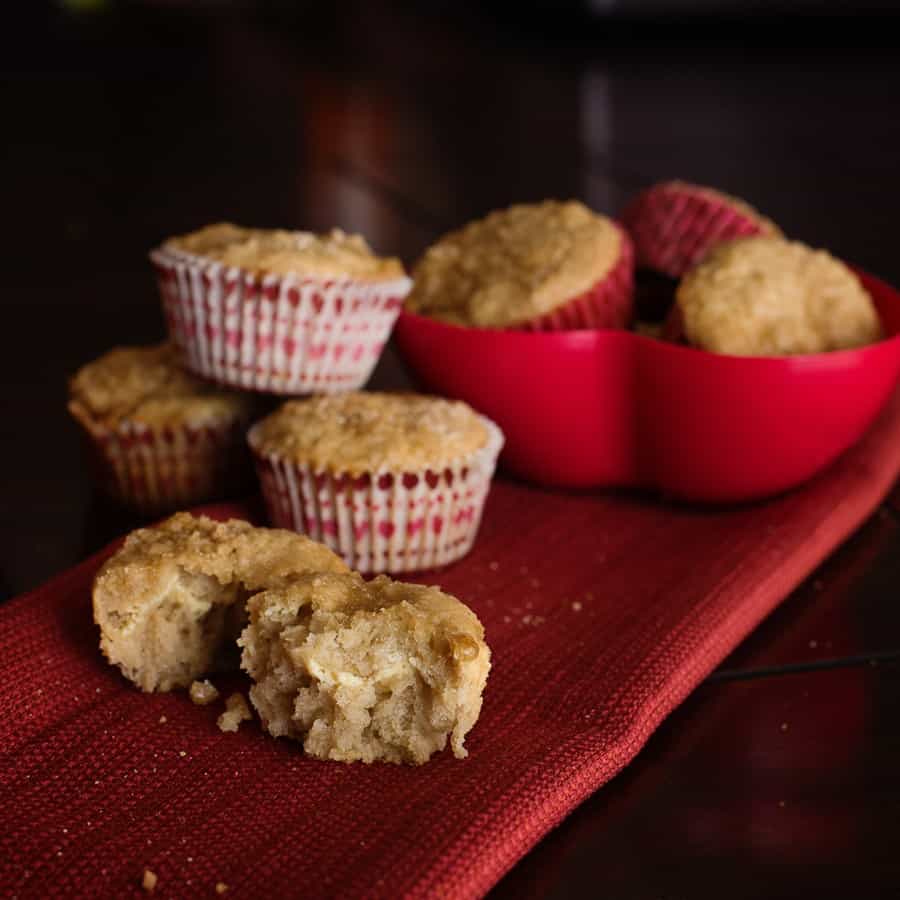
[93, 513, 349, 692]
[677, 237, 882, 356]
[249, 392, 489, 474]
[68, 343, 252, 431]
[95, 513, 348, 613]
[163, 222, 406, 281]
[405, 200, 623, 327]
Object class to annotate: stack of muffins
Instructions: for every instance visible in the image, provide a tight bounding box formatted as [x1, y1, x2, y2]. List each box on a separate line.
[69, 222, 510, 574]
[68, 200, 640, 571]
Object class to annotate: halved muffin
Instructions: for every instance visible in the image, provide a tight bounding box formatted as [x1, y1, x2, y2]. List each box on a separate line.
[93, 512, 348, 691]
[239, 572, 491, 764]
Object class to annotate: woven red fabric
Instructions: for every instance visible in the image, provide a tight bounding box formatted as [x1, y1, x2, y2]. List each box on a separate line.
[3, 388, 900, 900]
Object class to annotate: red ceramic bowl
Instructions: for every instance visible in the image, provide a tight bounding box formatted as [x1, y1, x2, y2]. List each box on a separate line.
[393, 269, 900, 503]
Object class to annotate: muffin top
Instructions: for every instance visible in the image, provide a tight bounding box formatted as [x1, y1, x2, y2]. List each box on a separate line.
[69, 343, 253, 430]
[247, 572, 486, 654]
[677, 237, 882, 356]
[656, 181, 782, 235]
[94, 513, 349, 621]
[163, 222, 406, 281]
[250, 392, 490, 473]
[405, 200, 624, 327]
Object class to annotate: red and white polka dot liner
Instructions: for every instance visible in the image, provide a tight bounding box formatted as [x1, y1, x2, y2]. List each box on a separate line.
[248, 417, 504, 574]
[150, 246, 412, 395]
[70, 409, 250, 514]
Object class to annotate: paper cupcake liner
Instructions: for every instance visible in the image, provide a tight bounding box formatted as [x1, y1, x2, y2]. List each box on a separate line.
[622, 184, 777, 278]
[519, 225, 635, 332]
[248, 418, 504, 574]
[149, 247, 412, 395]
[70, 407, 250, 514]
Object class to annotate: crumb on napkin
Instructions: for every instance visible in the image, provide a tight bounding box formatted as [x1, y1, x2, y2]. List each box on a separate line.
[217, 693, 252, 733]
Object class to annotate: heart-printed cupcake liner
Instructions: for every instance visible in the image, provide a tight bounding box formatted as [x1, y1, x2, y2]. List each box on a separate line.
[150, 246, 412, 395]
[248, 417, 504, 574]
[69, 405, 251, 514]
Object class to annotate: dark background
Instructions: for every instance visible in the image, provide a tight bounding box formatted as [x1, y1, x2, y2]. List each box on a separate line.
[3, 1, 900, 896]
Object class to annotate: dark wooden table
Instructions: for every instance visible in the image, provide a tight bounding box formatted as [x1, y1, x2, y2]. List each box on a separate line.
[4, 3, 899, 896]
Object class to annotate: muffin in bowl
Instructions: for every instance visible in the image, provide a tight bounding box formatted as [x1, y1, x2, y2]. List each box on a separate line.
[150, 223, 412, 394]
[68, 342, 255, 513]
[675, 236, 882, 356]
[248, 392, 504, 573]
[405, 200, 634, 331]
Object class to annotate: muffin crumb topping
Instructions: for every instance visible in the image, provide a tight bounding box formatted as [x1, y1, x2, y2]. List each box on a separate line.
[677, 237, 881, 356]
[406, 200, 623, 327]
[68, 343, 251, 430]
[164, 222, 405, 281]
[250, 392, 489, 473]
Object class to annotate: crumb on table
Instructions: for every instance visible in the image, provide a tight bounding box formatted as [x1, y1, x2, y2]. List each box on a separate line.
[142, 869, 157, 893]
[189, 679, 220, 706]
[217, 693, 253, 733]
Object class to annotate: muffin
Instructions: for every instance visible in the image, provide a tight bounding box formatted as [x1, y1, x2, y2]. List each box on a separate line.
[675, 237, 882, 356]
[405, 200, 634, 330]
[248, 392, 504, 573]
[622, 180, 782, 278]
[150, 223, 412, 394]
[92, 512, 348, 692]
[68, 343, 255, 513]
[239, 571, 490, 764]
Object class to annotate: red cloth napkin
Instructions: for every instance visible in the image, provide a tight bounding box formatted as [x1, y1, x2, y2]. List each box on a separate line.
[3, 387, 900, 900]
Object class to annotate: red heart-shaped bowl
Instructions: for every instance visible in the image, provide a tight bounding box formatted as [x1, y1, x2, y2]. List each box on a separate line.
[393, 269, 900, 502]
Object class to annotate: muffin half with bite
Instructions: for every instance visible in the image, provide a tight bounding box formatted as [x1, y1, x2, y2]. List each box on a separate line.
[68, 342, 255, 513]
[405, 200, 634, 331]
[240, 571, 490, 764]
[248, 392, 504, 573]
[150, 223, 412, 394]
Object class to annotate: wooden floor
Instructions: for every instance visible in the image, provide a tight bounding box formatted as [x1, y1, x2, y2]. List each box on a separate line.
[2, 3, 899, 896]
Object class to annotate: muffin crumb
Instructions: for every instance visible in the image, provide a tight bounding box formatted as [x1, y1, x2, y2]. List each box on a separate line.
[141, 869, 157, 893]
[217, 693, 253, 733]
[215, 883, 229, 895]
[189, 680, 220, 706]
